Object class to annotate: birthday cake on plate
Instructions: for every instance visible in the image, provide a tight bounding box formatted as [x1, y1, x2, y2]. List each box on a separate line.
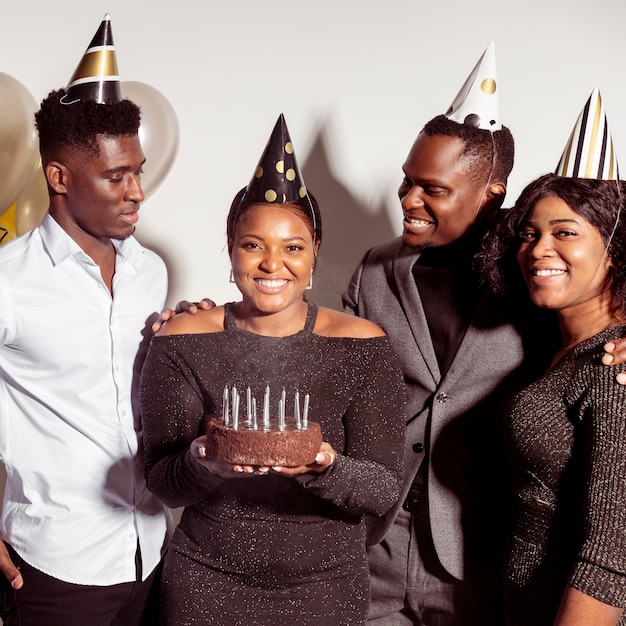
[206, 385, 322, 466]
[206, 416, 322, 467]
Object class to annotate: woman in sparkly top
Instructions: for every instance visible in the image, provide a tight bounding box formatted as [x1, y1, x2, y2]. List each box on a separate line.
[478, 162, 626, 624]
[138, 116, 406, 625]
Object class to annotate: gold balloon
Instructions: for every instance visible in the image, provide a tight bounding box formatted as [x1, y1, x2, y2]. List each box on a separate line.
[0, 202, 17, 246]
[15, 166, 48, 236]
[0, 73, 40, 216]
[120, 81, 180, 199]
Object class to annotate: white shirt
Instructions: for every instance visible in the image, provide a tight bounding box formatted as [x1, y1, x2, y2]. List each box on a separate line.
[0, 214, 169, 585]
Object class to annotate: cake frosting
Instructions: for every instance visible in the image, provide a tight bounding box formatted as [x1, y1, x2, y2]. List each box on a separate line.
[206, 416, 322, 466]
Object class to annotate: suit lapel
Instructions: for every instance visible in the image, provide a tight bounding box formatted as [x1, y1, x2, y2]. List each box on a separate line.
[393, 245, 441, 386]
[443, 287, 499, 387]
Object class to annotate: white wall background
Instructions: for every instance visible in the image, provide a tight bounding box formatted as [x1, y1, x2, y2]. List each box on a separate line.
[1, 0, 626, 309]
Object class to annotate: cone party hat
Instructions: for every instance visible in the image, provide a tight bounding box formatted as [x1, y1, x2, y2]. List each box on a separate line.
[245, 114, 311, 205]
[555, 88, 619, 180]
[64, 13, 121, 104]
[445, 41, 500, 131]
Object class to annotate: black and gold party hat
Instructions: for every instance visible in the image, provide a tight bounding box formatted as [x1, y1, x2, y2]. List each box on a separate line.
[64, 13, 121, 104]
[555, 88, 619, 180]
[245, 114, 310, 204]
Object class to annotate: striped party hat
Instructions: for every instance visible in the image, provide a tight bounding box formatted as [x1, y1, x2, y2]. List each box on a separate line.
[445, 42, 501, 131]
[245, 114, 310, 205]
[555, 88, 619, 180]
[64, 14, 121, 104]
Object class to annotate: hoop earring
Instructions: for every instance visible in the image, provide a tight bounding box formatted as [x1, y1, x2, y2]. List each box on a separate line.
[306, 271, 313, 290]
[229, 269, 235, 283]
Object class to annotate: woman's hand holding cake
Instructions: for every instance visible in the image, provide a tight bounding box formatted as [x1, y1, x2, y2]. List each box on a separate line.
[270, 440, 337, 475]
[189, 435, 270, 478]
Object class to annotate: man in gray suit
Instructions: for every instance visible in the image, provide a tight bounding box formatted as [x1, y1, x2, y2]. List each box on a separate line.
[342, 45, 531, 625]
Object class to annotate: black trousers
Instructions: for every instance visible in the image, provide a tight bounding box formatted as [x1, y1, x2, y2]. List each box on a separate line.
[1, 544, 161, 626]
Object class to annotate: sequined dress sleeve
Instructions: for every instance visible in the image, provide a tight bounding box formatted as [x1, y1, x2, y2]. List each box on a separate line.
[503, 325, 626, 623]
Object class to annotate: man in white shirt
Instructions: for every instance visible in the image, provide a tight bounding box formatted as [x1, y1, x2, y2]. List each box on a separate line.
[0, 15, 169, 626]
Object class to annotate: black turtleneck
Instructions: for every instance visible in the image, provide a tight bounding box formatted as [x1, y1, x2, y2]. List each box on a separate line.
[412, 242, 481, 376]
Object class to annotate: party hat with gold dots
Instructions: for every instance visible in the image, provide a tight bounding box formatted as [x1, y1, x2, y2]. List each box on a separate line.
[64, 13, 121, 104]
[245, 114, 310, 205]
[445, 41, 500, 131]
[555, 88, 619, 180]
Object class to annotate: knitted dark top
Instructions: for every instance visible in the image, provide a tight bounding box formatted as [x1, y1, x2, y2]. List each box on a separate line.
[502, 325, 626, 625]
[139, 302, 406, 625]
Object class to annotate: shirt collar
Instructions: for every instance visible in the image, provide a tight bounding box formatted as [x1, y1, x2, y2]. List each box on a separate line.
[40, 213, 145, 270]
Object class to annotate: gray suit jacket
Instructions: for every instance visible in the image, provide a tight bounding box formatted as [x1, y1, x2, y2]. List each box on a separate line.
[343, 237, 530, 582]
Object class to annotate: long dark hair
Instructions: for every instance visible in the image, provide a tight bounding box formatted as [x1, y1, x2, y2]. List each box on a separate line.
[476, 173, 626, 314]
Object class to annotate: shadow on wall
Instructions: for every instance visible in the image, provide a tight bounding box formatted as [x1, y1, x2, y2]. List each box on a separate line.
[302, 123, 397, 311]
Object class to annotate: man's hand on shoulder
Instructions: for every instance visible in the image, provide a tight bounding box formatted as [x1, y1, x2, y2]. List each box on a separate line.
[603, 338, 626, 385]
[152, 298, 215, 333]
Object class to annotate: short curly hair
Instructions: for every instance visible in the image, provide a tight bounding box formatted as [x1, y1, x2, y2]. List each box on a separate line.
[476, 173, 626, 314]
[35, 88, 140, 162]
[422, 115, 515, 188]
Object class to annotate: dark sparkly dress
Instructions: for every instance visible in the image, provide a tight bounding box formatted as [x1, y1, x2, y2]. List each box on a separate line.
[502, 326, 626, 625]
[139, 302, 406, 626]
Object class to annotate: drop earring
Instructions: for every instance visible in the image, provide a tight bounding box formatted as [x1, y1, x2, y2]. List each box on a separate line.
[229, 269, 235, 283]
[306, 270, 313, 290]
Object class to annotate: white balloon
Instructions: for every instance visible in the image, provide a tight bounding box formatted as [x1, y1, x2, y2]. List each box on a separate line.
[0, 73, 39, 216]
[121, 81, 180, 199]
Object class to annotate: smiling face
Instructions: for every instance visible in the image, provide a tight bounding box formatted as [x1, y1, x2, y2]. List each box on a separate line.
[229, 203, 318, 317]
[398, 132, 496, 249]
[48, 134, 145, 244]
[516, 195, 614, 313]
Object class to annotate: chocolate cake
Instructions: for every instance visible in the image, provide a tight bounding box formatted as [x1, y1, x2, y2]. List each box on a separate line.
[206, 416, 322, 467]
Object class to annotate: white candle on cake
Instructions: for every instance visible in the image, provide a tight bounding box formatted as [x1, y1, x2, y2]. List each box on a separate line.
[222, 386, 229, 427]
[294, 390, 301, 430]
[263, 385, 270, 429]
[303, 393, 310, 428]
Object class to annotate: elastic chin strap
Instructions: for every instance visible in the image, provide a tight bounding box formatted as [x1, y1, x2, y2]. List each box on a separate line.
[604, 179, 622, 255]
[474, 131, 497, 217]
[305, 193, 317, 245]
[59, 93, 81, 106]
[585, 178, 621, 291]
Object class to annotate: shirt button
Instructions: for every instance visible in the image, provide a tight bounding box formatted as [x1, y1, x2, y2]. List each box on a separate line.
[412, 443, 424, 453]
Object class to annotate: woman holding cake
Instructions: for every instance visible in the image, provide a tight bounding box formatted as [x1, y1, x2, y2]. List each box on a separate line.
[476, 91, 626, 624]
[139, 114, 406, 625]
